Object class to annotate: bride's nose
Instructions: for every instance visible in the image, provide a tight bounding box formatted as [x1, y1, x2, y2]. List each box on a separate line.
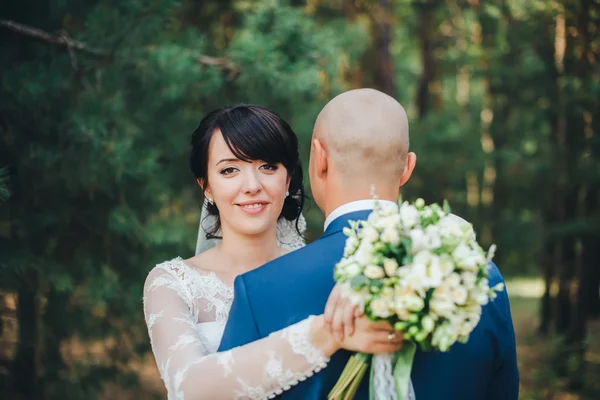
[241, 169, 262, 194]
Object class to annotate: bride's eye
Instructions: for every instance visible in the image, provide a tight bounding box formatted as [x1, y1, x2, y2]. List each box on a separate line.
[260, 164, 278, 172]
[220, 167, 238, 175]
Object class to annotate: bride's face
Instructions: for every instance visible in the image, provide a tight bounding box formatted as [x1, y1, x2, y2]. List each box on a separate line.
[204, 130, 290, 238]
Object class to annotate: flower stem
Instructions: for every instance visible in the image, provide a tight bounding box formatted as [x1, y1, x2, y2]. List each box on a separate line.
[328, 353, 371, 400]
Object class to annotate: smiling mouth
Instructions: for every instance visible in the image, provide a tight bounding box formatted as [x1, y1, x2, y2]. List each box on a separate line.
[240, 203, 266, 209]
[235, 201, 270, 213]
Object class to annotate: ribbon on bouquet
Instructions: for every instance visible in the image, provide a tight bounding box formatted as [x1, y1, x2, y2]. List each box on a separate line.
[329, 342, 417, 400]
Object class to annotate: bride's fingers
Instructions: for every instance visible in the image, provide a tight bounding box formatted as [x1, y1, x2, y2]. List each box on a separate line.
[343, 304, 357, 338]
[367, 331, 404, 353]
[368, 341, 405, 354]
[372, 330, 403, 343]
[331, 298, 348, 342]
[324, 285, 341, 329]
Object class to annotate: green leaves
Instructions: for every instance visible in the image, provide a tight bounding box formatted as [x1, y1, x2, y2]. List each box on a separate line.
[350, 274, 369, 290]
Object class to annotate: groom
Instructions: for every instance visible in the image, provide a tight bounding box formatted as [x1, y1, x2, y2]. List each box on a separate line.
[219, 89, 519, 399]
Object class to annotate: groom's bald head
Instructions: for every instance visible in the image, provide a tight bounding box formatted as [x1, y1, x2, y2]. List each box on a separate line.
[314, 89, 409, 178]
[309, 89, 416, 216]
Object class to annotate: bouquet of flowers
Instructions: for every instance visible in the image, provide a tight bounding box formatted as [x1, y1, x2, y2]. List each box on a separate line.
[328, 198, 504, 400]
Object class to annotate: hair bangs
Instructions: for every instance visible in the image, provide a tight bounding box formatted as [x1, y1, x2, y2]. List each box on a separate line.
[218, 106, 292, 167]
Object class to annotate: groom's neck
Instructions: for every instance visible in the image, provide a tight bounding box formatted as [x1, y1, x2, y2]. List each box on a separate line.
[322, 180, 400, 220]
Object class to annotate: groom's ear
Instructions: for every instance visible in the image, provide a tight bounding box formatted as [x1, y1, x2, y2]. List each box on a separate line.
[312, 138, 328, 178]
[399, 152, 417, 187]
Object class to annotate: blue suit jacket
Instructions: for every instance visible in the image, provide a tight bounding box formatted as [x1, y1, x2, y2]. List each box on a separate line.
[218, 210, 519, 399]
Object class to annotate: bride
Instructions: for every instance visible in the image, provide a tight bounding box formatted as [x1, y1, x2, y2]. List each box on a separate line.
[143, 104, 403, 399]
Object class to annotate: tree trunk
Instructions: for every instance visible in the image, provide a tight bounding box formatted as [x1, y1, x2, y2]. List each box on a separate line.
[40, 289, 70, 393]
[555, 193, 578, 335]
[585, 194, 600, 318]
[539, 241, 555, 334]
[371, 0, 396, 96]
[415, 2, 439, 118]
[12, 270, 40, 398]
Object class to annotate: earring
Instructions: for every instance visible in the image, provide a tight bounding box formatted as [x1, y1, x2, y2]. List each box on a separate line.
[207, 198, 214, 205]
[285, 191, 290, 197]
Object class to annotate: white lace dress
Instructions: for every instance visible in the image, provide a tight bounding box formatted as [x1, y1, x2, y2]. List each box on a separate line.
[143, 257, 329, 400]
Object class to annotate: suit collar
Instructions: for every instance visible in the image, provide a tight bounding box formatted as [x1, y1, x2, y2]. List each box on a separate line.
[320, 209, 374, 239]
[323, 200, 398, 231]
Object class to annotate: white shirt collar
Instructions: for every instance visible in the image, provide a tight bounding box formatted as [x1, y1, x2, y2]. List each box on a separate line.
[323, 199, 398, 231]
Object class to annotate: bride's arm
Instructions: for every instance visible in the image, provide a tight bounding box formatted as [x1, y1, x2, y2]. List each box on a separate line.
[143, 268, 340, 400]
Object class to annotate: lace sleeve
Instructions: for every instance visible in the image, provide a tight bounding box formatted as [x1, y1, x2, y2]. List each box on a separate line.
[143, 267, 330, 400]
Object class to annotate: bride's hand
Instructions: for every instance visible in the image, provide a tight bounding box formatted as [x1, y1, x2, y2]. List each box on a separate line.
[341, 316, 404, 354]
[324, 284, 359, 341]
[324, 284, 403, 354]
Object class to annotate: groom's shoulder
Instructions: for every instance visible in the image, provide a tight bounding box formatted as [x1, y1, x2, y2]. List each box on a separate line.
[243, 231, 346, 285]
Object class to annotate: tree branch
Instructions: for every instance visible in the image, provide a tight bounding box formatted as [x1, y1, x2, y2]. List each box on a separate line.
[1, 19, 239, 79]
[196, 55, 239, 79]
[0, 19, 111, 58]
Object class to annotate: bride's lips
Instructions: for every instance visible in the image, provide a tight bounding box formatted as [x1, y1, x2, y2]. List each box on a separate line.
[235, 200, 269, 215]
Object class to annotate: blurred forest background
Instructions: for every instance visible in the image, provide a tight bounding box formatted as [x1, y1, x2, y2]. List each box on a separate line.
[1, 0, 599, 399]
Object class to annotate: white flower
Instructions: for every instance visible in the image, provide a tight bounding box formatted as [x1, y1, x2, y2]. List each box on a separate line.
[432, 322, 457, 352]
[415, 198, 425, 208]
[438, 215, 464, 238]
[459, 252, 486, 271]
[471, 287, 490, 305]
[412, 250, 432, 267]
[410, 228, 442, 252]
[479, 278, 490, 289]
[405, 294, 425, 312]
[452, 243, 471, 262]
[381, 287, 395, 300]
[409, 229, 428, 252]
[343, 287, 370, 308]
[345, 262, 362, 277]
[403, 268, 427, 295]
[421, 207, 434, 220]
[438, 255, 455, 277]
[459, 321, 476, 337]
[422, 315, 435, 333]
[425, 255, 445, 288]
[424, 225, 442, 247]
[451, 286, 468, 305]
[394, 287, 423, 313]
[487, 244, 497, 262]
[430, 284, 455, 318]
[399, 204, 420, 229]
[354, 241, 373, 265]
[383, 258, 399, 276]
[381, 228, 401, 246]
[411, 252, 444, 289]
[361, 226, 380, 243]
[364, 265, 385, 279]
[375, 213, 401, 230]
[344, 236, 359, 256]
[491, 282, 505, 293]
[452, 243, 485, 271]
[445, 272, 461, 288]
[461, 272, 477, 289]
[430, 297, 455, 318]
[461, 224, 476, 241]
[395, 303, 411, 321]
[370, 298, 393, 318]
